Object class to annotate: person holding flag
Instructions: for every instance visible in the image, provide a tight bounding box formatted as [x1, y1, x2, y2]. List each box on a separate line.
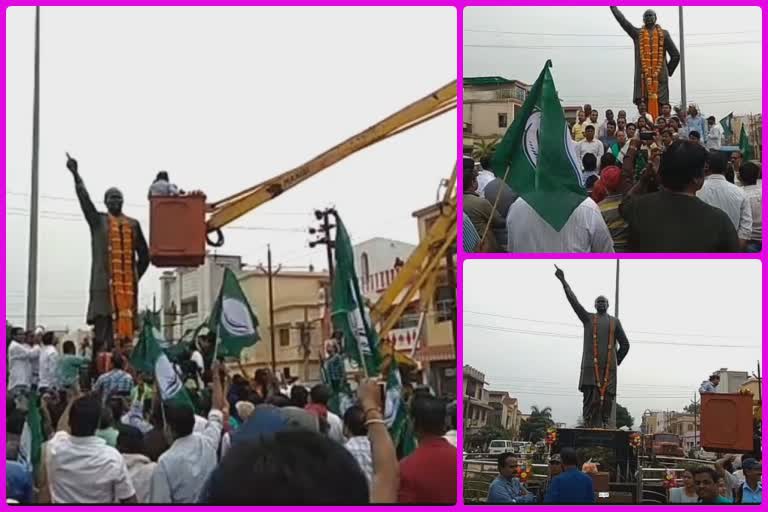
[491, 61, 614, 253]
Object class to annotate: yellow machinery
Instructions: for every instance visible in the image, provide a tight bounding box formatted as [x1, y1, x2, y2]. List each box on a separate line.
[151, 81, 457, 365]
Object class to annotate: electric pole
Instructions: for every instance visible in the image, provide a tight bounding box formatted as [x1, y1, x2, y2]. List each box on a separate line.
[679, 7, 687, 111]
[257, 245, 282, 373]
[26, 6, 41, 331]
[614, 260, 620, 318]
[309, 208, 337, 285]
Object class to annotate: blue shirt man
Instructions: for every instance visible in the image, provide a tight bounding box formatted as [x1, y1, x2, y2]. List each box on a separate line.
[544, 448, 595, 504]
[487, 453, 536, 504]
[738, 458, 762, 504]
[6, 460, 34, 504]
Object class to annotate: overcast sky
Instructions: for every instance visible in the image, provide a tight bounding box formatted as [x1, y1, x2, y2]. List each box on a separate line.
[463, 259, 762, 428]
[464, 6, 762, 120]
[6, 7, 456, 330]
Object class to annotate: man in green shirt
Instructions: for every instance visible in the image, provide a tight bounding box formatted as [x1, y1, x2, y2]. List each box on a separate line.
[694, 467, 732, 504]
[57, 340, 90, 392]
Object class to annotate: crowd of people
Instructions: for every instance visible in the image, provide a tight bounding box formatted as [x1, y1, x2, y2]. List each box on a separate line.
[6, 327, 457, 504]
[487, 449, 761, 505]
[464, 101, 762, 253]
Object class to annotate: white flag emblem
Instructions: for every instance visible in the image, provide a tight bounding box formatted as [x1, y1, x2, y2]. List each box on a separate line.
[222, 297, 255, 336]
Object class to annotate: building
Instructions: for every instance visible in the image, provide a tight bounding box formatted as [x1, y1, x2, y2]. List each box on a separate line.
[463, 76, 531, 154]
[668, 413, 698, 451]
[739, 377, 762, 418]
[713, 368, 750, 393]
[641, 410, 675, 435]
[488, 390, 521, 437]
[411, 202, 457, 398]
[159, 253, 243, 340]
[238, 269, 329, 383]
[464, 365, 492, 431]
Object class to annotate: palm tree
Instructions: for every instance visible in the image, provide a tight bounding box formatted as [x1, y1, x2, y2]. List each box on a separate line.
[471, 136, 500, 161]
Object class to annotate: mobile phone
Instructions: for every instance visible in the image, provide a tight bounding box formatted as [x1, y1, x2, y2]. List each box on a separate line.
[378, 382, 386, 408]
[639, 131, 655, 142]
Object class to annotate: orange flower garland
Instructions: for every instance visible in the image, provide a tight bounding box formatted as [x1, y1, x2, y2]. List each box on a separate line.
[545, 427, 558, 446]
[638, 24, 665, 119]
[629, 432, 642, 449]
[592, 317, 615, 410]
[108, 215, 135, 342]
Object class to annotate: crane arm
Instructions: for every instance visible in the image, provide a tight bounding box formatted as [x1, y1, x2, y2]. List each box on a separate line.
[371, 166, 456, 344]
[207, 81, 456, 232]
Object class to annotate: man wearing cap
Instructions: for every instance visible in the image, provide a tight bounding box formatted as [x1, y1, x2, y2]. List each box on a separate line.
[555, 266, 630, 429]
[705, 116, 724, 150]
[735, 458, 762, 503]
[538, 454, 563, 502]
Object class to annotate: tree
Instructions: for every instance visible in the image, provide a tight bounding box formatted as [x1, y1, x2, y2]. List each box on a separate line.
[616, 403, 634, 429]
[519, 405, 555, 443]
[684, 401, 700, 416]
[471, 136, 500, 162]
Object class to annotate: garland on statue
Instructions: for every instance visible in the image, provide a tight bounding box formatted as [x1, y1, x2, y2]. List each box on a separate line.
[638, 24, 665, 119]
[592, 316, 615, 411]
[108, 215, 135, 341]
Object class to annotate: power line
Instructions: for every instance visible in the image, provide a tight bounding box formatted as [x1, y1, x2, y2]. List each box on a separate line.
[464, 28, 761, 38]
[464, 323, 759, 349]
[481, 374, 697, 390]
[465, 41, 760, 50]
[464, 310, 754, 340]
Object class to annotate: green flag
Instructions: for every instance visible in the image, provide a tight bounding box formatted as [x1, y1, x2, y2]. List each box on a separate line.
[19, 391, 44, 474]
[331, 217, 380, 376]
[739, 123, 754, 161]
[491, 60, 586, 231]
[131, 319, 192, 407]
[384, 360, 416, 457]
[719, 112, 734, 138]
[208, 268, 260, 359]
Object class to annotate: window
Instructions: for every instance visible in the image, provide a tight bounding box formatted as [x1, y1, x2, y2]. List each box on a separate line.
[181, 297, 198, 316]
[279, 327, 290, 347]
[283, 367, 292, 379]
[688, 424, 694, 432]
[498, 113, 508, 128]
[434, 285, 455, 323]
[515, 86, 527, 101]
[464, 122, 473, 134]
[360, 252, 370, 279]
[513, 104, 522, 121]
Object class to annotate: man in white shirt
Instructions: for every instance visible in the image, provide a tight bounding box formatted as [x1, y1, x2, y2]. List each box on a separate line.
[697, 151, 752, 250]
[475, 158, 496, 197]
[577, 125, 604, 164]
[583, 109, 599, 133]
[705, 116, 724, 150]
[343, 405, 374, 488]
[507, 197, 614, 253]
[7, 328, 40, 396]
[149, 362, 227, 503]
[310, 384, 345, 443]
[46, 395, 137, 503]
[38, 332, 60, 393]
[637, 100, 654, 124]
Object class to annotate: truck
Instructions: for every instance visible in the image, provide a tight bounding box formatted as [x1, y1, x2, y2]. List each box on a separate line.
[642, 433, 685, 458]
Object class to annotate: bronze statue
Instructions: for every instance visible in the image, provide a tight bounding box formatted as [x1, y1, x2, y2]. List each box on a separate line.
[67, 153, 150, 357]
[610, 6, 680, 118]
[555, 265, 630, 429]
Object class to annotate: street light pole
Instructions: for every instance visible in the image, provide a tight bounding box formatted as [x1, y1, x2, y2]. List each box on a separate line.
[26, 6, 41, 331]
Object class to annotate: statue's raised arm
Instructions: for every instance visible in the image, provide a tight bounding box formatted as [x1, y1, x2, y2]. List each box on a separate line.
[610, 6, 639, 39]
[554, 265, 590, 324]
[66, 153, 100, 228]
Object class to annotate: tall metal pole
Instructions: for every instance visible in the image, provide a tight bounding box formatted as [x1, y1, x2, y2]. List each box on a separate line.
[678, 7, 687, 112]
[614, 259, 620, 318]
[26, 6, 41, 331]
[267, 245, 277, 374]
[323, 210, 335, 285]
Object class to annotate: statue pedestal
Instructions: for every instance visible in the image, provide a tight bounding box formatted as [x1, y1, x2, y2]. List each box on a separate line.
[553, 428, 638, 483]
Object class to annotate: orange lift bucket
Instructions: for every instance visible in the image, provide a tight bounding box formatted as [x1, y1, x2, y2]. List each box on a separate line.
[149, 195, 207, 267]
[700, 392, 754, 453]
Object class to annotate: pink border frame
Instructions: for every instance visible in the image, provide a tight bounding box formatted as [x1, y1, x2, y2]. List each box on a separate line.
[1, 1, 764, 509]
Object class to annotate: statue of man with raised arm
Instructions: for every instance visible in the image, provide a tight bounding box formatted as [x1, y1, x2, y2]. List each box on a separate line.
[555, 265, 630, 429]
[609, 6, 680, 118]
[67, 153, 150, 358]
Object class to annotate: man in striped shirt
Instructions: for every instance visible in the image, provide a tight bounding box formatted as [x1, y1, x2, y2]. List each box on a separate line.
[597, 166, 629, 252]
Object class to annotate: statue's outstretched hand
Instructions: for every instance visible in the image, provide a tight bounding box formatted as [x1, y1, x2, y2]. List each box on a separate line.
[66, 152, 78, 174]
[554, 265, 565, 281]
